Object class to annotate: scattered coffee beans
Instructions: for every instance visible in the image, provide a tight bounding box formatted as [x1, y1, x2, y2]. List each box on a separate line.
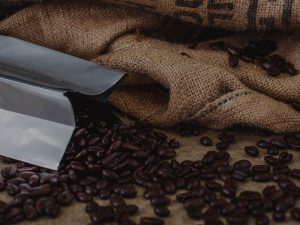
[0, 100, 298, 225]
[210, 39, 298, 76]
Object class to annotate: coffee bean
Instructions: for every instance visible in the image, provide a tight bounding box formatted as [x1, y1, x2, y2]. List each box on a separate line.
[272, 212, 286, 222]
[98, 188, 112, 200]
[6, 183, 20, 196]
[233, 160, 251, 170]
[264, 156, 280, 166]
[110, 196, 126, 207]
[31, 184, 52, 197]
[256, 215, 269, 225]
[102, 169, 119, 181]
[253, 173, 270, 182]
[263, 185, 276, 197]
[175, 177, 186, 189]
[279, 151, 293, 164]
[228, 54, 239, 67]
[0, 179, 6, 191]
[267, 145, 279, 155]
[144, 189, 165, 199]
[76, 192, 92, 202]
[28, 175, 40, 186]
[216, 141, 230, 151]
[200, 136, 213, 146]
[140, 217, 165, 225]
[257, 140, 269, 149]
[56, 191, 73, 205]
[154, 206, 170, 217]
[252, 165, 271, 173]
[151, 196, 170, 206]
[116, 204, 138, 216]
[291, 207, 300, 221]
[284, 133, 300, 150]
[89, 211, 103, 224]
[183, 197, 205, 209]
[163, 180, 176, 194]
[244, 146, 259, 157]
[1, 167, 17, 178]
[232, 170, 248, 181]
[227, 47, 241, 57]
[210, 41, 226, 51]
[23, 205, 38, 220]
[118, 185, 137, 198]
[205, 181, 222, 191]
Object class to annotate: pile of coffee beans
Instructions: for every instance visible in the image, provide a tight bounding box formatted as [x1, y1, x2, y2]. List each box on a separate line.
[0, 101, 299, 225]
[210, 39, 298, 76]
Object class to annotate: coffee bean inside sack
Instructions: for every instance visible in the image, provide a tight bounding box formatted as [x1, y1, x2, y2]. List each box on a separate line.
[0, 99, 299, 225]
[210, 39, 298, 76]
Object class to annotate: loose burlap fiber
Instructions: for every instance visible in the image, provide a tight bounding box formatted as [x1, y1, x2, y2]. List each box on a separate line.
[0, 0, 300, 132]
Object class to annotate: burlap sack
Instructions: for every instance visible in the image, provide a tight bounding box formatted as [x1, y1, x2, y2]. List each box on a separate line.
[2, 0, 300, 31]
[0, 0, 300, 133]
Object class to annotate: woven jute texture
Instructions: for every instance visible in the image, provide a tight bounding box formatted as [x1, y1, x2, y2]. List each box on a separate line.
[0, 0, 300, 132]
[2, 0, 300, 31]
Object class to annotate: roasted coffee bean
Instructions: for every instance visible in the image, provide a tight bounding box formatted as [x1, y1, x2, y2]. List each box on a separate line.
[229, 54, 239, 67]
[232, 170, 248, 181]
[23, 205, 38, 220]
[144, 189, 165, 199]
[264, 156, 280, 166]
[110, 196, 126, 207]
[205, 181, 222, 191]
[45, 201, 60, 217]
[154, 206, 170, 217]
[291, 169, 300, 179]
[210, 41, 226, 51]
[98, 188, 112, 200]
[186, 178, 200, 190]
[140, 217, 165, 225]
[257, 140, 269, 149]
[221, 186, 235, 198]
[244, 146, 259, 157]
[256, 215, 269, 225]
[183, 197, 205, 209]
[89, 211, 103, 224]
[119, 186, 137, 198]
[285, 63, 298, 75]
[56, 191, 73, 205]
[279, 151, 293, 164]
[31, 184, 52, 197]
[76, 192, 92, 202]
[216, 141, 230, 151]
[227, 46, 241, 57]
[252, 165, 271, 173]
[253, 173, 270, 182]
[116, 204, 138, 216]
[28, 175, 40, 186]
[233, 160, 251, 170]
[151, 196, 171, 206]
[291, 207, 300, 221]
[1, 167, 17, 178]
[263, 185, 276, 197]
[102, 169, 119, 181]
[203, 151, 218, 165]
[200, 136, 213, 146]
[0, 179, 6, 191]
[240, 191, 261, 201]
[284, 133, 300, 150]
[267, 145, 279, 155]
[226, 213, 249, 225]
[6, 183, 20, 196]
[163, 180, 176, 194]
[272, 212, 286, 222]
[175, 177, 186, 189]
